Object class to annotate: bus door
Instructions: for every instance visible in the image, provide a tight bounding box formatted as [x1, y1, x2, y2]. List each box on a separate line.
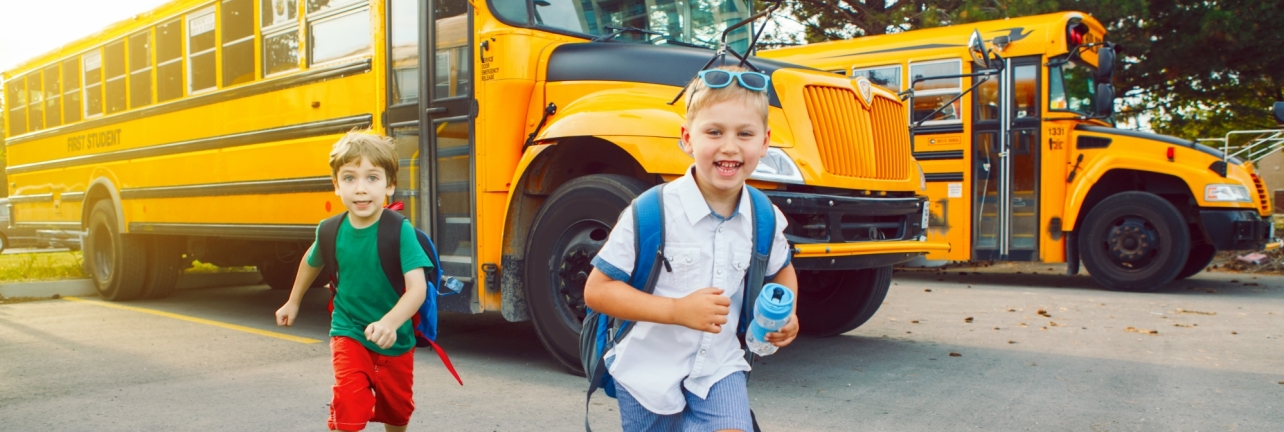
[401, 0, 476, 310]
[971, 56, 1042, 261]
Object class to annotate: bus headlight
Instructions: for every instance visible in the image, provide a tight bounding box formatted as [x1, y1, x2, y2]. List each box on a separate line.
[1204, 184, 1252, 202]
[751, 148, 805, 184]
[918, 164, 927, 191]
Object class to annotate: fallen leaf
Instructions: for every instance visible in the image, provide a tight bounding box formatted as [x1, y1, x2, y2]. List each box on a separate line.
[993, 327, 1000, 330]
[1231, 331, 1238, 335]
[1008, 340, 1017, 344]
[1049, 321, 1059, 326]
[925, 289, 933, 292]
[1125, 326, 1159, 335]
[1007, 308, 1016, 312]
[1174, 323, 1195, 328]
[911, 320, 920, 324]
[949, 352, 961, 357]
[1178, 309, 1216, 315]
[964, 317, 974, 323]
[1037, 309, 1051, 317]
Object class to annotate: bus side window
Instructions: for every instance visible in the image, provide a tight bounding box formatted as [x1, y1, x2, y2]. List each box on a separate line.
[490, 0, 530, 24]
[262, 0, 300, 77]
[84, 51, 104, 117]
[27, 73, 44, 131]
[44, 65, 62, 128]
[129, 31, 154, 109]
[157, 20, 184, 102]
[852, 65, 902, 92]
[62, 58, 81, 123]
[222, 0, 256, 87]
[389, 0, 419, 104]
[308, 5, 372, 66]
[189, 8, 217, 93]
[5, 77, 27, 135]
[975, 73, 999, 121]
[104, 40, 126, 114]
[909, 59, 962, 124]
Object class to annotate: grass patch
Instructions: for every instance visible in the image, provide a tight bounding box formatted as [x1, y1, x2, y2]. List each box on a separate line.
[0, 251, 87, 283]
[184, 260, 257, 274]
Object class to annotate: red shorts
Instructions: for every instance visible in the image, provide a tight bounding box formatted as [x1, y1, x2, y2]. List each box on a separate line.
[328, 336, 415, 431]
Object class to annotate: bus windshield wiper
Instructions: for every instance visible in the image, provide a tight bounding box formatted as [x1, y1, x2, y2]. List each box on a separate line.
[593, 26, 663, 42]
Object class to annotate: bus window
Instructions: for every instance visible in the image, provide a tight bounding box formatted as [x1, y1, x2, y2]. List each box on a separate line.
[975, 72, 999, 121]
[27, 73, 44, 131]
[188, 9, 217, 93]
[84, 51, 103, 117]
[306, 0, 362, 15]
[434, 12, 468, 99]
[490, 0, 528, 24]
[389, 0, 418, 104]
[156, 20, 184, 102]
[1048, 60, 1096, 114]
[62, 58, 81, 123]
[129, 32, 153, 109]
[909, 59, 961, 124]
[222, 0, 255, 86]
[309, 6, 371, 66]
[852, 65, 902, 92]
[262, 0, 300, 77]
[43, 65, 61, 128]
[5, 77, 26, 136]
[533, 0, 750, 49]
[1013, 65, 1037, 119]
[104, 40, 126, 114]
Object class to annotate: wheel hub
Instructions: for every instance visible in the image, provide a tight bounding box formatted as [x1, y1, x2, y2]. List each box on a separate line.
[551, 221, 610, 323]
[1106, 217, 1159, 268]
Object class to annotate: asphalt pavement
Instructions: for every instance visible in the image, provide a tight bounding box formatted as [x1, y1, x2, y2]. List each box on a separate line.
[0, 265, 1280, 431]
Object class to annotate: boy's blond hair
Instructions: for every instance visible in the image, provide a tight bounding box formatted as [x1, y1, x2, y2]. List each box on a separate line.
[684, 65, 770, 127]
[329, 131, 399, 186]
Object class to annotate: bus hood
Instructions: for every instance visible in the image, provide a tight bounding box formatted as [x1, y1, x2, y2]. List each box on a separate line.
[1075, 124, 1243, 165]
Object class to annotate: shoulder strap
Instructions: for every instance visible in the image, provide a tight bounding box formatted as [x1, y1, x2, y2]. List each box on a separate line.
[318, 212, 347, 284]
[615, 184, 665, 341]
[738, 186, 777, 358]
[377, 210, 409, 294]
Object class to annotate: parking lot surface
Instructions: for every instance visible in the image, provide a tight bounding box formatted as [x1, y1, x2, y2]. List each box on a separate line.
[1, 265, 1280, 431]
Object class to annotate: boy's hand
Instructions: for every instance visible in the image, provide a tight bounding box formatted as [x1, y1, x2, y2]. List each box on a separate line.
[766, 312, 799, 348]
[365, 320, 398, 349]
[673, 287, 731, 333]
[275, 302, 300, 327]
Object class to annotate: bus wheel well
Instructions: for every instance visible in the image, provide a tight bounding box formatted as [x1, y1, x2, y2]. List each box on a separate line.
[82, 183, 119, 230]
[1074, 169, 1202, 239]
[499, 137, 653, 322]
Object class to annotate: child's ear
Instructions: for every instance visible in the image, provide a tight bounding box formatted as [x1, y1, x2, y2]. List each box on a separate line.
[679, 125, 695, 156]
[760, 128, 772, 155]
[332, 176, 340, 196]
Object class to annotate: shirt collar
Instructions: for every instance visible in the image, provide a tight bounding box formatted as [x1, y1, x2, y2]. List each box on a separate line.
[674, 165, 750, 226]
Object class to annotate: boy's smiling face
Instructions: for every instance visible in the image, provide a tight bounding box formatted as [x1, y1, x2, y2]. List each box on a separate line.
[681, 98, 771, 197]
[332, 156, 394, 227]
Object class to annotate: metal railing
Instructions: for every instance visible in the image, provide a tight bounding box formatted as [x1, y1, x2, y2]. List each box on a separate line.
[1197, 129, 1284, 163]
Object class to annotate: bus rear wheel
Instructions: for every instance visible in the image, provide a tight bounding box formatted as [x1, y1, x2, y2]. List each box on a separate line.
[85, 200, 148, 301]
[796, 266, 892, 337]
[525, 174, 650, 374]
[1079, 192, 1190, 292]
[140, 237, 184, 299]
[1176, 244, 1216, 280]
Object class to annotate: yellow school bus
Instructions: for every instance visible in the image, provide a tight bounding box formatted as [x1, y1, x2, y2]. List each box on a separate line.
[763, 12, 1276, 291]
[3, 0, 946, 370]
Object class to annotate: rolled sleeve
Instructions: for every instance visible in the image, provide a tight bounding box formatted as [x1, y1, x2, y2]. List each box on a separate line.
[305, 224, 323, 268]
[766, 205, 791, 279]
[591, 205, 637, 282]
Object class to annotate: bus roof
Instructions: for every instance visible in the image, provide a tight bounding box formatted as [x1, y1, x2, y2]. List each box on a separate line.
[762, 11, 1107, 72]
[3, 0, 196, 80]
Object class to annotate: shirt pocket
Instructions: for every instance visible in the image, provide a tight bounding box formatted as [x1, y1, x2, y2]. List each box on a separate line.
[730, 248, 753, 291]
[663, 245, 702, 292]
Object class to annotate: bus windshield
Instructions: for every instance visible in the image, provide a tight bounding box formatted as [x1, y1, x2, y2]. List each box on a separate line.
[1048, 59, 1097, 115]
[534, 0, 753, 49]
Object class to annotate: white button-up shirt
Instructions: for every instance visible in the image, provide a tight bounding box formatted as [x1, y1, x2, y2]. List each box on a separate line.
[591, 167, 791, 414]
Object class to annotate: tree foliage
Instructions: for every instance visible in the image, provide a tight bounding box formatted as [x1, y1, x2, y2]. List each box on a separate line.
[778, 0, 1284, 138]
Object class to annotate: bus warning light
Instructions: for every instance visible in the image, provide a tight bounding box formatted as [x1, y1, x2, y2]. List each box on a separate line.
[1166, 147, 1175, 162]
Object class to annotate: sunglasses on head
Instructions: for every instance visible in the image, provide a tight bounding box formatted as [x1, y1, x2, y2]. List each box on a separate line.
[697, 70, 771, 92]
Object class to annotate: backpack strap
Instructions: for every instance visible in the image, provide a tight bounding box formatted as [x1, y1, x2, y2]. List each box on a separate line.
[738, 186, 776, 365]
[377, 210, 410, 294]
[318, 212, 348, 304]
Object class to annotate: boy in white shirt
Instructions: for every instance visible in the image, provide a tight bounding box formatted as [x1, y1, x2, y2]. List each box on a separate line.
[583, 65, 800, 432]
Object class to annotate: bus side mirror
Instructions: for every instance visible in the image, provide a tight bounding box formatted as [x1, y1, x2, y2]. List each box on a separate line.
[1095, 83, 1115, 117]
[1274, 101, 1284, 124]
[968, 30, 990, 71]
[1094, 46, 1115, 83]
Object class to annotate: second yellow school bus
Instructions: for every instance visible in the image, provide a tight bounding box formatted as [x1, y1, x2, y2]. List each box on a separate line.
[3, 0, 947, 370]
[764, 12, 1276, 291]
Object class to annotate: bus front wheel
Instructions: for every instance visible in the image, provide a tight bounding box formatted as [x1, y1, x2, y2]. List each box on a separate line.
[1176, 244, 1216, 280]
[85, 200, 149, 301]
[1079, 192, 1190, 291]
[525, 174, 650, 374]
[796, 266, 892, 337]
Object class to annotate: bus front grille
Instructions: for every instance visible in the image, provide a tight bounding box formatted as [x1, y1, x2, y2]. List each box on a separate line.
[802, 86, 911, 181]
[1251, 173, 1271, 214]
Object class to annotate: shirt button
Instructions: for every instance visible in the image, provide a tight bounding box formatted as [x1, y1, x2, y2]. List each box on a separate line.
[700, 349, 706, 355]
[718, 226, 724, 233]
[716, 269, 723, 275]
[686, 257, 693, 263]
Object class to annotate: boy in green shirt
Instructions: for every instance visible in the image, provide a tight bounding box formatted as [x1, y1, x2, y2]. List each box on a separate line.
[275, 132, 433, 431]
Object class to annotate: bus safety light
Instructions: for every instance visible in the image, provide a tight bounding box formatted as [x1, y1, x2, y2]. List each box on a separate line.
[1166, 146, 1174, 162]
[1067, 24, 1088, 50]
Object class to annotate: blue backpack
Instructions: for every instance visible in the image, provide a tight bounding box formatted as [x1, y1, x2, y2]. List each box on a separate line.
[580, 184, 776, 431]
[318, 208, 463, 386]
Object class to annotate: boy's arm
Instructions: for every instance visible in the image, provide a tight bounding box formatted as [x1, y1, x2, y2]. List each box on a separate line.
[275, 243, 323, 327]
[584, 269, 731, 333]
[364, 267, 427, 349]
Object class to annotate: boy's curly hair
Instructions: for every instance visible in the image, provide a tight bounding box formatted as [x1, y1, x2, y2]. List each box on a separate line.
[685, 65, 770, 127]
[329, 131, 399, 186]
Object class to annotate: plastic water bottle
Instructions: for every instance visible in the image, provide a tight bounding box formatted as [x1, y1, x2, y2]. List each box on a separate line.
[746, 283, 794, 356]
[441, 276, 465, 295]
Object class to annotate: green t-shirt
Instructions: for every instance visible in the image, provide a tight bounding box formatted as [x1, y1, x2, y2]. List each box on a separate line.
[307, 216, 433, 356]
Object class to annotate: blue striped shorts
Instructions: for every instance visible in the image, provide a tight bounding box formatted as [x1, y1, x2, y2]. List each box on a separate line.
[614, 372, 753, 432]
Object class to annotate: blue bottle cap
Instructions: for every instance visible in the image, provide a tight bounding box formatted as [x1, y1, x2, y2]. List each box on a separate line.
[755, 283, 794, 321]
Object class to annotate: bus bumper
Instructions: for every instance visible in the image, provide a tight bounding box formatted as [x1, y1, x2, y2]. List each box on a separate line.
[1198, 209, 1274, 251]
[763, 190, 951, 270]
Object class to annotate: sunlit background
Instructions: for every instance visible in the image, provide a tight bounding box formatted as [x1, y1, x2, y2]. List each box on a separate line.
[0, 0, 172, 72]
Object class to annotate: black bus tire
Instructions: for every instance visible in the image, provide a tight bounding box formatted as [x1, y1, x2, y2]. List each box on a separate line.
[1176, 244, 1216, 280]
[796, 266, 892, 337]
[1078, 192, 1190, 292]
[85, 200, 148, 301]
[525, 174, 650, 374]
[140, 237, 184, 299]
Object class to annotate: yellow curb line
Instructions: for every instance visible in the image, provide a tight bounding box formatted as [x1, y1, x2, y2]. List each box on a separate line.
[62, 296, 321, 344]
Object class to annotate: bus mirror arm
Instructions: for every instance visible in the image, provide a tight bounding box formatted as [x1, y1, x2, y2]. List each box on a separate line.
[669, 1, 781, 106]
[908, 72, 998, 130]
